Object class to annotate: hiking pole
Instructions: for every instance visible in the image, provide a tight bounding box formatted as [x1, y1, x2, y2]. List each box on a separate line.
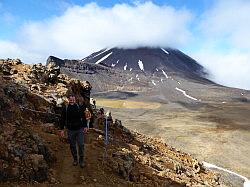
[105, 116, 108, 146]
[102, 116, 108, 164]
[104, 116, 109, 158]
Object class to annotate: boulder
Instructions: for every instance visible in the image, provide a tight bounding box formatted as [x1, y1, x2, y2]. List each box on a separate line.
[12, 59, 22, 65]
[10, 68, 18, 75]
[29, 154, 49, 182]
[109, 149, 135, 181]
[1, 64, 11, 75]
[4, 84, 28, 104]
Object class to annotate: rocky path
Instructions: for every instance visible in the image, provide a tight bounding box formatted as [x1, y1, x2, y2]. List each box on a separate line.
[56, 140, 107, 186]
[42, 129, 126, 187]
[57, 148, 81, 185]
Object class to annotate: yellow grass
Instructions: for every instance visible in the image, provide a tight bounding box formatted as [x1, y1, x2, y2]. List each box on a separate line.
[96, 99, 161, 109]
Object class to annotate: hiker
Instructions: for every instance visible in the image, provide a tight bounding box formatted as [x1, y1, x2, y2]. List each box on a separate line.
[97, 108, 105, 128]
[59, 94, 88, 168]
[106, 111, 114, 134]
[106, 111, 113, 125]
[85, 107, 92, 129]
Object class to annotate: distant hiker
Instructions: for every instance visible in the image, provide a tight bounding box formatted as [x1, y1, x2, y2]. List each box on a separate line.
[101, 107, 104, 113]
[85, 108, 92, 129]
[59, 94, 88, 168]
[106, 111, 113, 125]
[96, 108, 105, 129]
[106, 111, 114, 134]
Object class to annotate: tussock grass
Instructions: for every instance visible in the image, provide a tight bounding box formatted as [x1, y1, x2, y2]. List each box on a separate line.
[96, 99, 161, 109]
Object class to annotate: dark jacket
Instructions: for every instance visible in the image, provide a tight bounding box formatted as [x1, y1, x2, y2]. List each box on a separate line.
[60, 103, 87, 130]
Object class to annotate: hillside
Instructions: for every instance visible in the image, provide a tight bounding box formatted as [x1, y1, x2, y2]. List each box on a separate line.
[45, 47, 250, 187]
[0, 59, 223, 186]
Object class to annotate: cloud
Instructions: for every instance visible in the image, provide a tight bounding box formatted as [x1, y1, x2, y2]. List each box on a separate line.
[192, 0, 250, 90]
[199, 0, 250, 49]
[193, 50, 250, 90]
[1, 1, 193, 62]
[0, 40, 43, 63]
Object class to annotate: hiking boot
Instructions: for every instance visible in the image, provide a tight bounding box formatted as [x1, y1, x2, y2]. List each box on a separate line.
[79, 156, 85, 168]
[73, 160, 78, 166]
[80, 161, 85, 168]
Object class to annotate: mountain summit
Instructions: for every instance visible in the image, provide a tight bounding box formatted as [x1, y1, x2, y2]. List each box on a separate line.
[83, 47, 207, 79]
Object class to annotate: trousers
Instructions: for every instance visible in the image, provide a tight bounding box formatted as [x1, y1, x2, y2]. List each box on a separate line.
[67, 128, 84, 160]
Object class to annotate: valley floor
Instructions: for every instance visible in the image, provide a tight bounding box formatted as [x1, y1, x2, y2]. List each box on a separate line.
[95, 97, 250, 187]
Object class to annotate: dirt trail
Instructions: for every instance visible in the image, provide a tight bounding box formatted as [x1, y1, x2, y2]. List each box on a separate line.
[39, 128, 126, 187]
[56, 141, 108, 186]
[57, 147, 80, 185]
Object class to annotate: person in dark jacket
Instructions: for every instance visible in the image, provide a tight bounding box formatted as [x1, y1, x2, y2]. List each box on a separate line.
[59, 95, 88, 168]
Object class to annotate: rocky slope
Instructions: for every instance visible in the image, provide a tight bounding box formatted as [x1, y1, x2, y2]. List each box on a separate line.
[0, 59, 224, 186]
[0, 59, 90, 183]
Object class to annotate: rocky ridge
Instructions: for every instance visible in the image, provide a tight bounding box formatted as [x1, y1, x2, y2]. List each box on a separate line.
[0, 59, 224, 186]
[0, 58, 91, 106]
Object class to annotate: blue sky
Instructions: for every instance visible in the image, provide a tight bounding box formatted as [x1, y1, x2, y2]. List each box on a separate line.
[0, 0, 210, 40]
[0, 0, 250, 90]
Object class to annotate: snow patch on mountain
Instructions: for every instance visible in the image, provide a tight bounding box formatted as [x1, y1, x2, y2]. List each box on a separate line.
[124, 63, 128, 70]
[175, 87, 198, 101]
[95, 52, 113, 64]
[151, 80, 156, 86]
[138, 60, 144, 71]
[92, 48, 111, 59]
[136, 74, 140, 81]
[130, 68, 133, 71]
[161, 48, 169, 55]
[162, 70, 169, 79]
[111, 63, 116, 67]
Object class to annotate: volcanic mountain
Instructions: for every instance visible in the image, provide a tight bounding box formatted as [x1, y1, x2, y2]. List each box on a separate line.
[83, 47, 206, 77]
[48, 47, 215, 95]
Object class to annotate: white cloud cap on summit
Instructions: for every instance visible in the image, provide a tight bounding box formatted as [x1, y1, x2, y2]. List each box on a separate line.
[13, 2, 192, 61]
